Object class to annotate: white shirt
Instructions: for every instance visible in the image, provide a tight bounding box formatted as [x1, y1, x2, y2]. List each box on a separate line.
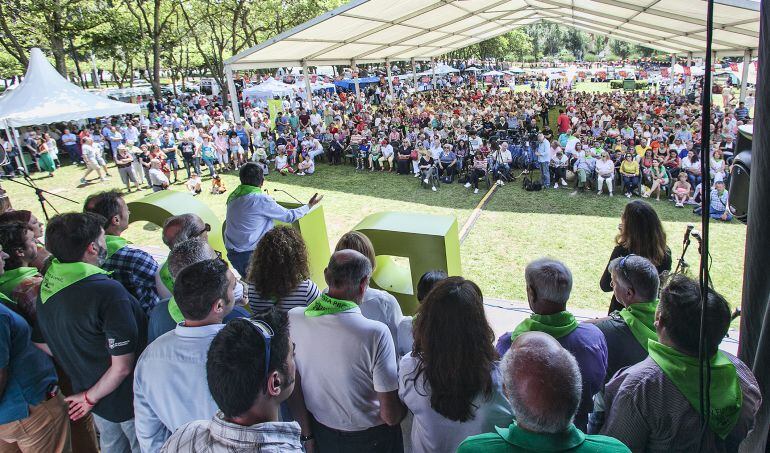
[224, 192, 309, 253]
[398, 355, 512, 453]
[134, 323, 224, 453]
[596, 159, 615, 177]
[360, 287, 403, 353]
[149, 168, 170, 187]
[396, 316, 413, 357]
[288, 306, 399, 431]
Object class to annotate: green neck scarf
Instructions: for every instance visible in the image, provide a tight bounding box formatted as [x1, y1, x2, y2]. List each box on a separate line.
[40, 259, 110, 304]
[647, 340, 742, 439]
[227, 184, 262, 205]
[159, 261, 174, 293]
[618, 300, 659, 351]
[0, 291, 13, 306]
[305, 293, 357, 317]
[0, 267, 39, 297]
[105, 235, 129, 259]
[510, 311, 578, 343]
[168, 296, 184, 323]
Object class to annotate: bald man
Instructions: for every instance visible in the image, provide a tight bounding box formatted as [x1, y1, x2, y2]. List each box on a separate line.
[458, 332, 629, 453]
[156, 214, 210, 298]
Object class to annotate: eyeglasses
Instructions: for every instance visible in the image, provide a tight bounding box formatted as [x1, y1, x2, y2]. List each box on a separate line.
[241, 318, 274, 381]
[191, 223, 211, 239]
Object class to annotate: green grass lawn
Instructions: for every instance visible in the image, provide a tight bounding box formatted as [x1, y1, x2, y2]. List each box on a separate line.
[4, 160, 745, 314]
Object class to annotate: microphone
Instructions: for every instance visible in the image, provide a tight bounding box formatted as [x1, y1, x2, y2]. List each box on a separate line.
[271, 188, 303, 204]
[683, 223, 694, 244]
[691, 229, 702, 242]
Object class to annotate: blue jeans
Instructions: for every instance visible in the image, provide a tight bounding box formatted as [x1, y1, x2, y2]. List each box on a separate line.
[539, 161, 550, 187]
[93, 414, 140, 453]
[227, 249, 253, 277]
[710, 207, 733, 221]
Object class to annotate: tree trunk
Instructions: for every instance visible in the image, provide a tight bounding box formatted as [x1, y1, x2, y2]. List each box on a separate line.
[151, 0, 162, 98]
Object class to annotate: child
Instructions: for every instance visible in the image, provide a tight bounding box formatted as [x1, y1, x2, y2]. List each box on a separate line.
[671, 172, 692, 207]
[297, 153, 315, 176]
[275, 147, 294, 175]
[356, 138, 370, 171]
[253, 147, 269, 175]
[186, 172, 202, 195]
[210, 175, 227, 194]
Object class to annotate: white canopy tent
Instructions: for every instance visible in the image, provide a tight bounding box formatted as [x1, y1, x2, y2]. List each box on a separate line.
[482, 70, 505, 76]
[223, 0, 759, 120]
[0, 48, 140, 129]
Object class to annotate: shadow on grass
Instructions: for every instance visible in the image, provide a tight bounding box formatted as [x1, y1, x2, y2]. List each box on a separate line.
[263, 163, 710, 223]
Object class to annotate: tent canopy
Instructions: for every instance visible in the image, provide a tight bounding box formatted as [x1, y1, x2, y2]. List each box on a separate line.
[225, 0, 759, 70]
[0, 48, 140, 128]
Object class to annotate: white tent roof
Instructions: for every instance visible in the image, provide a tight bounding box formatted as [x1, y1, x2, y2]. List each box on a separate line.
[0, 48, 140, 128]
[482, 70, 506, 76]
[225, 0, 759, 70]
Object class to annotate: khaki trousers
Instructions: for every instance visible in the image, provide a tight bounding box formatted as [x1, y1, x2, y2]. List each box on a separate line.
[0, 394, 71, 453]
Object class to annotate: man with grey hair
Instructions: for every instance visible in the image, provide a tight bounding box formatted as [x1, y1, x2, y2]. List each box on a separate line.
[495, 258, 607, 432]
[155, 214, 209, 298]
[147, 238, 247, 343]
[288, 250, 405, 452]
[458, 332, 630, 452]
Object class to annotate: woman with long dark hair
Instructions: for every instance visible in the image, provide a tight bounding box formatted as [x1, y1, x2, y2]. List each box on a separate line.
[399, 277, 511, 453]
[245, 226, 319, 314]
[600, 200, 672, 313]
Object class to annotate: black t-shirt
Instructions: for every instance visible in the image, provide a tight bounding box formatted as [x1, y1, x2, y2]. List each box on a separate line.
[593, 312, 648, 384]
[33, 274, 147, 422]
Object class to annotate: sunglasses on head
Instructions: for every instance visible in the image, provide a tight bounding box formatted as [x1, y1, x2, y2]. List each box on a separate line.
[241, 318, 274, 381]
[619, 253, 637, 283]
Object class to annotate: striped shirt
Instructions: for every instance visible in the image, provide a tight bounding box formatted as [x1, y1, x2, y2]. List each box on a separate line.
[161, 412, 302, 453]
[247, 280, 320, 314]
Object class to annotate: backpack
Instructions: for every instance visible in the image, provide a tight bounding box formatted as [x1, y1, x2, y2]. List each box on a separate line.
[523, 174, 542, 191]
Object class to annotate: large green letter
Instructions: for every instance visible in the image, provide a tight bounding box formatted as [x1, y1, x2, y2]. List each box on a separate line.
[275, 202, 331, 286]
[353, 212, 462, 315]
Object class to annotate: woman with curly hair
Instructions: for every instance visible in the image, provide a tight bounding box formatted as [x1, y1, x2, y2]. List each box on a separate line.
[399, 277, 511, 453]
[245, 226, 319, 314]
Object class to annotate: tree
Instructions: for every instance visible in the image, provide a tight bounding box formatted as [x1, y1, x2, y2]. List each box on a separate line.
[123, 0, 179, 97]
[609, 39, 633, 59]
[564, 29, 588, 60]
[506, 30, 533, 62]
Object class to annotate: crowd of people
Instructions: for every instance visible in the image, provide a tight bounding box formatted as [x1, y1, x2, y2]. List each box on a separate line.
[0, 153, 761, 452]
[0, 63, 747, 220]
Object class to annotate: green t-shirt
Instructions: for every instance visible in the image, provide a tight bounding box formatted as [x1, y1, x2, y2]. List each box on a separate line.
[457, 422, 630, 453]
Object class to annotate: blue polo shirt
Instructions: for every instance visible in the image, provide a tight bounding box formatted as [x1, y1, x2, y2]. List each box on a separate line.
[0, 304, 57, 424]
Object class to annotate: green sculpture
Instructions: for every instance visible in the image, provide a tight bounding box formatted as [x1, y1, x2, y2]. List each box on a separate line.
[274, 202, 331, 286]
[353, 212, 462, 315]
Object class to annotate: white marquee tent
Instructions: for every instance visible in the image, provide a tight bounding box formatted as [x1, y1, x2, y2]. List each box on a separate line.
[0, 48, 140, 129]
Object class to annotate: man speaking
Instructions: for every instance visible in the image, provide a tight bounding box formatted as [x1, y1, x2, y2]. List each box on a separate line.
[225, 163, 322, 276]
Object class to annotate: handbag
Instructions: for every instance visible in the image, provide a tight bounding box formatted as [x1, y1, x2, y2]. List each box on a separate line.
[410, 150, 418, 160]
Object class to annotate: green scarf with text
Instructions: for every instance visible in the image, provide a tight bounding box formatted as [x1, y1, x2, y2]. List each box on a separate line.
[0, 267, 39, 298]
[105, 235, 130, 259]
[647, 340, 742, 439]
[40, 259, 110, 304]
[618, 300, 659, 351]
[227, 184, 262, 205]
[305, 293, 358, 317]
[510, 311, 579, 343]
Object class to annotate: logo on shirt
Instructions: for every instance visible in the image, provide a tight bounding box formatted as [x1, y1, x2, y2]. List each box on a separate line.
[108, 338, 131, 349]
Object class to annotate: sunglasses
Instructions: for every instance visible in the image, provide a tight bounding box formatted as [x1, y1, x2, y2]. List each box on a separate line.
[618, 253, 637, 283]
[242, 318, 274, 381]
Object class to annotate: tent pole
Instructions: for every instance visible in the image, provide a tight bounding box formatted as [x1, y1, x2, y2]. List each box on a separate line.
[740, 49, 751, 103]
[302, 60, 313, 109]
[10, 128, 28, 173]
[685, 51, 693, 94]
[225, 65, 241, 123]
[411, 58, 417, 91]
[351, 60, 360, 101]
[385, 58, 393, 98]
[431, 57, 437, 91]
[670, 53, 676, 93]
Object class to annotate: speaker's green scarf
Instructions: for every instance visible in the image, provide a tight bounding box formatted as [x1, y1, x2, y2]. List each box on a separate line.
[0, 267, 39, 298]
[105, 235, 129, 259]
[510, 311, 578, 343]
[618, 300, 659, 351]
[647, 340, 742, 439]
[305, 293, 357, 317]
[227, 184, 262, 205]
[40, 259, 110, 303]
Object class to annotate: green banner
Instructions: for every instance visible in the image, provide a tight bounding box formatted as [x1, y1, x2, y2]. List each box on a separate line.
[268, 99, 283, 128]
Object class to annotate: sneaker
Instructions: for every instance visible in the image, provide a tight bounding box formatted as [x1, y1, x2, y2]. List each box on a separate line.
[625, 192, 632, 198]
[298, 172, 305, 176]
[464, 182, 471, 188]
[431, 186, 437, 192]
[80, 178, 87, 184]
[570, 190, 578, 196]
[423, 178, 429, 184]
[414, 173, 419, 178]
[100, 177, 107, 182]
[597, 191, 602, 195]
[500, 180, 505, 186]
[609, 192, 613, 197]
[553, 183, 559, 189]
[474, 188, 479, 194]
[560, 178, 567, 186]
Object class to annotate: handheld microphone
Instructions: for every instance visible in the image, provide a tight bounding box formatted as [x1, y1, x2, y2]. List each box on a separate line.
[683, 223, 694, 243]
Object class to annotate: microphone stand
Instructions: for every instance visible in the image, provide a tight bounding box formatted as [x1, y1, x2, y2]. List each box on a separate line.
[673, 236, 692, 275]
[0, 172, 79, 220]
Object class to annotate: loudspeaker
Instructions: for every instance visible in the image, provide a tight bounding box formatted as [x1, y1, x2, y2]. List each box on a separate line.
[729, 125, 753, 224]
